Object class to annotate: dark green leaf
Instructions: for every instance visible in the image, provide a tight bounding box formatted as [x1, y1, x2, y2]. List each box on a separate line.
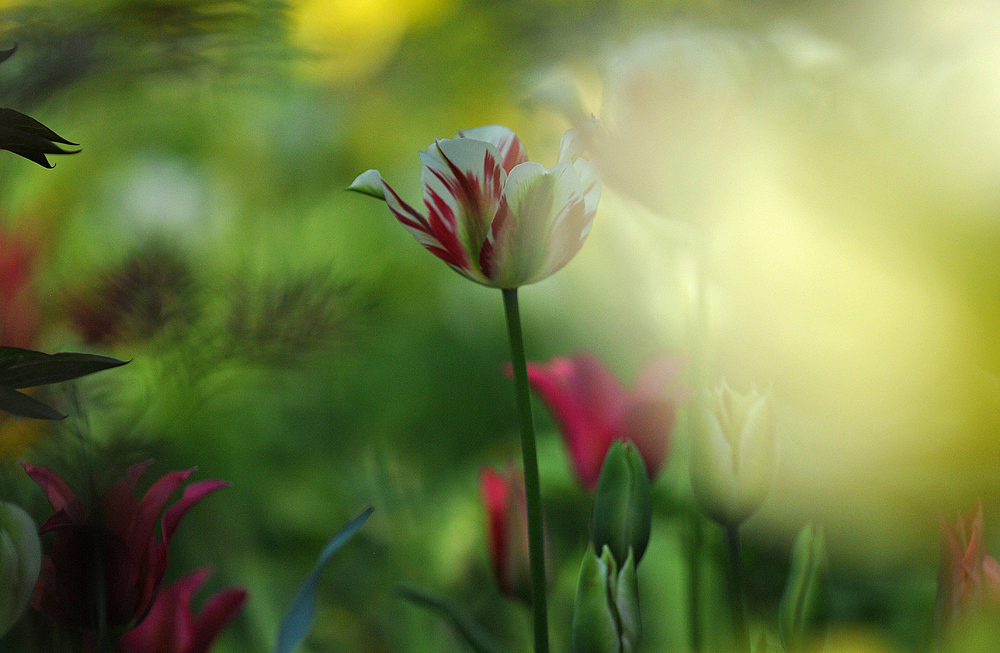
[274, 507, 372, 653]
[0, 385, 64, 420]
[0, 348, 127, 389]
[398, 586, 507, 653]
[0, 108, 80, 168]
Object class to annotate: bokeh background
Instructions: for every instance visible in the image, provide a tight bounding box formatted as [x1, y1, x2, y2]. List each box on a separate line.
[2, 0, 1000, 651]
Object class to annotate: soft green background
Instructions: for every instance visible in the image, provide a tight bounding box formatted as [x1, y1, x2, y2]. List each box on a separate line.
[3, 0, 1000, 651]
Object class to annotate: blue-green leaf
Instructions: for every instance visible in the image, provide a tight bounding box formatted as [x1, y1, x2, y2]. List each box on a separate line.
[274, 506, 373, 653]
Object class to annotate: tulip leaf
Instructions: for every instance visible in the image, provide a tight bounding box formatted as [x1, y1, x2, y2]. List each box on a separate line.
[274, 506, 373, 653]
[0, 385, 65, 420]
[0, 348, 127, 389]
[398, 586, 506, 653]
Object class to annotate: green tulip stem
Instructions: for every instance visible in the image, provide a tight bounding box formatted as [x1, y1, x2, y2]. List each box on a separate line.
[725, 523, 750, 653]
[689, 515, 703, 653]
[502, 287, 550, 653]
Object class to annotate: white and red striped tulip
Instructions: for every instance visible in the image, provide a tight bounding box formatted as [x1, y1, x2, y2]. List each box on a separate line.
[349, 124, 599, 288]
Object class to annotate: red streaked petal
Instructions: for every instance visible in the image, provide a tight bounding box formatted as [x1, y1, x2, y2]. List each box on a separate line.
[350, 168, 471, 272]
[487, 161, 566, 286]
[534, 162, 597, 283]
[420, 137, 505, 279]
[457, 125, 528, 173]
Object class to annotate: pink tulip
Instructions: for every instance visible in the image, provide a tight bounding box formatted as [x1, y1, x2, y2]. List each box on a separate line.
[525, 353, 683, 491]
[22, 460, 227, 634]
[480, 465, 533, 603]
[935, 501, 1000, 629]
[116, 569, 247, 653]
[349, 124, 600, 288]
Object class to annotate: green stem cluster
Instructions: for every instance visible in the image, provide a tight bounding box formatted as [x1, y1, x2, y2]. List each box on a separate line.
[501, 288, 550, 653]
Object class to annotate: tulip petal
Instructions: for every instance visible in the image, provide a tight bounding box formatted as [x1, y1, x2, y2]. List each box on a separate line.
[349, 169, 470, 271]
[484, 160, 594, 286]
[420, 137, 507, 280]
[539, 161, 598, 281]
[161, 479, 229, 545]
[129, 467, 195, 549]
[457, 125, 528, 173]
[117, 569, 247, 653]
[20, 463, 85, 524]
[188, 584, 248, 653]
[346, 169, 386, 199]
[526, 355, 624, 490]
[480, 161, 548, 286]
[103, 460, 154, 538]
[480, 469, 510, 594]
[620, 399, 674, 481]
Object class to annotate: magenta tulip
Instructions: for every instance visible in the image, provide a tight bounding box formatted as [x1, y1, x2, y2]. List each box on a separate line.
[525, 353, 683, 491]
[22, 460, 227, 634]
[116, 569, 246, 653]
[481, 465, 534, 603]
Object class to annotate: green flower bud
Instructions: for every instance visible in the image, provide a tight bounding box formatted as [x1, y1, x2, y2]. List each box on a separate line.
[571, 544, 644, 653]
[0, 501, 41, 637]
[591, 441, 652, 567]
[615, 548, 642, 653]
[691, 380, 776, 526]
[778, 523, 829, 653]
[572, 544, 621, 653]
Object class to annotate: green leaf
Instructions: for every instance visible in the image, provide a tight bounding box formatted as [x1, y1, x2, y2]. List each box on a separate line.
[274, 507, 372, 653]
[0, 386, 65, 420]
[398, 586, 507, 653]
[0, 348, 127, 389]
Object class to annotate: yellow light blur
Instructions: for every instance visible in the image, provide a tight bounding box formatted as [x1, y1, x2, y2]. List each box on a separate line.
[568, 4, 1000, 566]
[288, 0, 451, 83]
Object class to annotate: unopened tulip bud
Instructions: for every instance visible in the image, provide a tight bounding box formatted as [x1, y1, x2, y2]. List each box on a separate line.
[691, 380, 776, 526]
[614, 548, 641, 652]
[572, 544, 621, 653]
[591, 441, 652, 567]
[0, 501, 41, 637]
[571, 544, 643, 653]
[778, 523, 829, 653]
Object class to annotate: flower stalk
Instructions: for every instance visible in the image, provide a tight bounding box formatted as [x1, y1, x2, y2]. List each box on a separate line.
[725, 524, 749, 653]
[502, 287, 549, 653]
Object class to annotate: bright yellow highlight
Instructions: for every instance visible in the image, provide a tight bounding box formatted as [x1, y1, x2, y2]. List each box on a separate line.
[289, 0, 449, 83]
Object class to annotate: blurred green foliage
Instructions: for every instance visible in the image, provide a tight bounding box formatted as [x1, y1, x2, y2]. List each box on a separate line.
[0, 0, 982, 651]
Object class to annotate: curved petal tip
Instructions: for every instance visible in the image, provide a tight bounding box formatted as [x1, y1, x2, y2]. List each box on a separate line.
[347, 169, 386, 200]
